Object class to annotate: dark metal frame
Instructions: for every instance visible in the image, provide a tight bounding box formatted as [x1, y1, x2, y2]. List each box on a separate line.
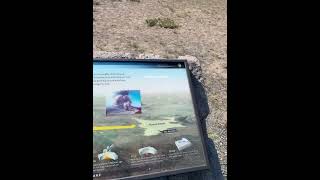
[93, 59, 210, 180]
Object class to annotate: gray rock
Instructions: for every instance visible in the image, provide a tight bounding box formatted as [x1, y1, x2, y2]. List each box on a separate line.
[93, 51, 138, 59]
[178, 55, 204, 84]
[138, 53, 164, 59]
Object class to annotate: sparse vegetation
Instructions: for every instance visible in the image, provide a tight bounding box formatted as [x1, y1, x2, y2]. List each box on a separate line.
[145, 18, 178, 29]
[158, 18, 178, 29]
[146, 18, 159, 27]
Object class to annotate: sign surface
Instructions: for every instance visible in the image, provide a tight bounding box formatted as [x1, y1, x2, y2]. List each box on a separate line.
[93, 60, 209, 180]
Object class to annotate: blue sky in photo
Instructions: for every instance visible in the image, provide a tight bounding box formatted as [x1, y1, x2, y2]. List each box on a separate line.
[94, 66, 189, 93]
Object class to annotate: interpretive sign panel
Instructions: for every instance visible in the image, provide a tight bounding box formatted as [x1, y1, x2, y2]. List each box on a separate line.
[93, 60, 209, 180]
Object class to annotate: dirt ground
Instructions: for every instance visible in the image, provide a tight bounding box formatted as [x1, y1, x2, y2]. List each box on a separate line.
[93, 0, 227, 176]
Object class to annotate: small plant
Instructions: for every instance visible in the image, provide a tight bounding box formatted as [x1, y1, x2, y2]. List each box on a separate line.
[158, 18, 178, 29]
[146, 18, 159, 27]
[145, 18, 178, 29]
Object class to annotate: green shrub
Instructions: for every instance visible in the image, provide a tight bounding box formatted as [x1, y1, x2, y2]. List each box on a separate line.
[158, 18, 178, 29]
[146, 18, 159, 27]
[145, 18, 178, 29]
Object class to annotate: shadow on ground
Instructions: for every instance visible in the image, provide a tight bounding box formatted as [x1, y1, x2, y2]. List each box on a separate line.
[150, 74, 224, 180]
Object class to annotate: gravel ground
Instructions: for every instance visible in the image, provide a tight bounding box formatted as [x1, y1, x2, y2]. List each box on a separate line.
[93, 0, 227, 176]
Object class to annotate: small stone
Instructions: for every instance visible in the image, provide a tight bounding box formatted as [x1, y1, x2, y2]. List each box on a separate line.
[138, 53, 161, 59]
